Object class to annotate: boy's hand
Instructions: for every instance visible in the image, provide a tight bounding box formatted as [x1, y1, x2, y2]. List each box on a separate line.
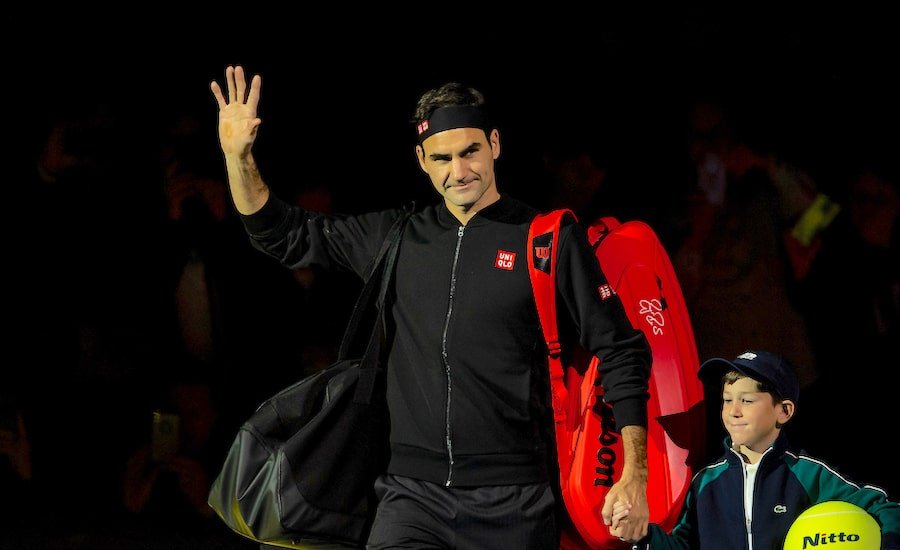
[607, 501, 639, 541]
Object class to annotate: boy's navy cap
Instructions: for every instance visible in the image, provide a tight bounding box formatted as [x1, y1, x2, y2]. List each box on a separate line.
[699, 350, 800, 403]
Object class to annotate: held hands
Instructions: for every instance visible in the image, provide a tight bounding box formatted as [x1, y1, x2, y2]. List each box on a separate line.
[209, 66, 262, 158]
[607, 501, 638, 542]
[601, 472, 649, 543]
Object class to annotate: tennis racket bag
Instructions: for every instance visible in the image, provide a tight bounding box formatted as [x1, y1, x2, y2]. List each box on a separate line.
[528, 210, 706, 549]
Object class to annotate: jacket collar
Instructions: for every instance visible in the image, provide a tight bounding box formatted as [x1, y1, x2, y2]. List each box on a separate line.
[723, 432, 791, 471]
[436, 195, 529, 228]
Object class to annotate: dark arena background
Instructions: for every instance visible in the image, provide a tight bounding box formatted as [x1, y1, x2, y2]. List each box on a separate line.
[7, 9, 898, 548]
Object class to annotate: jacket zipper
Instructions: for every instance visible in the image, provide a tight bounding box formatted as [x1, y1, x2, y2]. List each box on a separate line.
[733, 445, 773, 550]
[442, 225, 465, 487]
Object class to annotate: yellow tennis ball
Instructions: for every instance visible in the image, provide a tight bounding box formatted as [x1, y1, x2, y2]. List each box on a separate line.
[784, 500, 881, 549]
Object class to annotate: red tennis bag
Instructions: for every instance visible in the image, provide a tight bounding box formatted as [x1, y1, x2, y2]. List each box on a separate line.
[528, 210, 706, 549]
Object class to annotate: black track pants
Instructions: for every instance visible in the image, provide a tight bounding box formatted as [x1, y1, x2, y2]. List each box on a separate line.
[366, 474, 558, 550]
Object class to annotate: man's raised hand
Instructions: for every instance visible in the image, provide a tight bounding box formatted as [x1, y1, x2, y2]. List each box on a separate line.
[210, 65, 262, 157]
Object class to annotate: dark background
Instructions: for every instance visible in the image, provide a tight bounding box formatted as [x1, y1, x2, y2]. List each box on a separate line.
[8, 9, 898, 548]
[23, 8, 899, 203]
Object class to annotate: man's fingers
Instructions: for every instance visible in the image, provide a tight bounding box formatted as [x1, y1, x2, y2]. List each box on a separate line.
[235, 65, 247, 104]
[226, 65, 236, 104]
[210, 81, 226, 110]
[246, 74, 262, 114]
[601, 507, 612, 526]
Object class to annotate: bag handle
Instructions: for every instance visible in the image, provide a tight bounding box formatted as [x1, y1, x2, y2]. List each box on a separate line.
[335, 204, 414, 404]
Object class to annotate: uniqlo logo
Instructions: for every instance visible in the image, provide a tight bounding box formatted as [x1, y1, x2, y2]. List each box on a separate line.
[598, 283, 614, 300]
[417, 120, 429, 135]
[495, 250, 516, 270]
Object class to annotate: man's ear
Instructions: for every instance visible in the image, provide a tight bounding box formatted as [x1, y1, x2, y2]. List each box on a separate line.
[415, 144, 427, 173]
[490, 129, 501, 159]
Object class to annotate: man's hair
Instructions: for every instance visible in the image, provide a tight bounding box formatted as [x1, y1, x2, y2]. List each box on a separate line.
[412, 82, 487, 126]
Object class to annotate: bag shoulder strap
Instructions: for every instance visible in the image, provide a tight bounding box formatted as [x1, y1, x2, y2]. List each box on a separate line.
[527, 208, 577, 480]
[336, 203, 414, 404]
[338, 203, 414, 360]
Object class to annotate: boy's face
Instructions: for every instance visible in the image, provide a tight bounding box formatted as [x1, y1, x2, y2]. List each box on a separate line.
[721, 376, 791, 454]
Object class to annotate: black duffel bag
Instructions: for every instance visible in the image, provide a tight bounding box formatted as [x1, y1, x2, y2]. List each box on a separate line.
[208, 208, 411, 548]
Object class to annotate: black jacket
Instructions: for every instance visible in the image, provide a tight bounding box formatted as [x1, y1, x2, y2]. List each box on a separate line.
[241, 194, 651, 487]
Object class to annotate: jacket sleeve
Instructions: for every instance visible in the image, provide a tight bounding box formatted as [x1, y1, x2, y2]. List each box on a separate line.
[795, 457, 900, 548]
[238, 194, 405, 278]
[555, 219, 652, 429]
[632, 480, 701, 550]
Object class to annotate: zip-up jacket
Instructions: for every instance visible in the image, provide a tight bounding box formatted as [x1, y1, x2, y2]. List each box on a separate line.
[631, 434, 900, 549]
[240, 194, 651, 487]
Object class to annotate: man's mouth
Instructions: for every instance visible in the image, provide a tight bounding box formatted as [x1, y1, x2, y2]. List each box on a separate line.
[445, 179, 475, 190]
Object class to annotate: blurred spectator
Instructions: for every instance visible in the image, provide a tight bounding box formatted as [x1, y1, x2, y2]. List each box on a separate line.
[541, 145, 609, 220]
[0, 391, 39, 548]
[159, 112, 232, 365]
[672, 99, 818, 377]
[790, 164, 899, 494]
[15, 101, 166, 544]
[117, 360, 248, 548]
[670, 100, 820, 463]
[155, 114, 359, 432]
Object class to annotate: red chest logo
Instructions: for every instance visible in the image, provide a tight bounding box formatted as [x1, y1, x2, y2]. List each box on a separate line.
[495, 250, 516, 270]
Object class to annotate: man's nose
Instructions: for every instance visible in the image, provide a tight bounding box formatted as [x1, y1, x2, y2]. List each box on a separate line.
[451, 157, 468, 181]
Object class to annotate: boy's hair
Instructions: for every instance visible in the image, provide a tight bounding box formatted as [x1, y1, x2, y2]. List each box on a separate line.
[722, 370, 786, 404]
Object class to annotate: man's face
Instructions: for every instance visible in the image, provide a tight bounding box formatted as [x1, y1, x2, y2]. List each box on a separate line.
[416, 127, 501, 219]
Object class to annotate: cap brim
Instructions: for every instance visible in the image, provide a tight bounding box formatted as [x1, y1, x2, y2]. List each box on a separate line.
[699, 357, 775, 392]
[698, 357, 740, 383]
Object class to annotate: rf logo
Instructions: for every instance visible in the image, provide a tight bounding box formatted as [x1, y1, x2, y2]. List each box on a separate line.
[638, 298, 665, 336]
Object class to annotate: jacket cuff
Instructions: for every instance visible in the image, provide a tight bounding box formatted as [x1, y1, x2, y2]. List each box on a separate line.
[239, 195, 289, 235]
[609, 395, 648, 431]
[882, 531, 899, 549]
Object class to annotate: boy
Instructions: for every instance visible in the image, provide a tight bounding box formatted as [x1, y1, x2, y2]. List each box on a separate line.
[609, 349, 900, 549]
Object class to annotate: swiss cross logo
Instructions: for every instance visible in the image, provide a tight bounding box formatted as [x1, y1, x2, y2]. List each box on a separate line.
[417, 120, 429, 135]
[598, 283, 614, 300]
[495, 250, 516, 270]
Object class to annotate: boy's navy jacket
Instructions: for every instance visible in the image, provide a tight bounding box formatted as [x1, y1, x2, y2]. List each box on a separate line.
[632, 433, 900, 549]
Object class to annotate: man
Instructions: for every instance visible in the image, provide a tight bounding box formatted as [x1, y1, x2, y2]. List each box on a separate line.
[210, 65, 652, 549]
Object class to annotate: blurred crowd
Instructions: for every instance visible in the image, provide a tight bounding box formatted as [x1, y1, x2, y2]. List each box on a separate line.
[3, 82, 896, 548]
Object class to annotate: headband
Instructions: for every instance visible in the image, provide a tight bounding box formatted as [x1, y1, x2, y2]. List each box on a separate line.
[415, 105, 491, 144]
